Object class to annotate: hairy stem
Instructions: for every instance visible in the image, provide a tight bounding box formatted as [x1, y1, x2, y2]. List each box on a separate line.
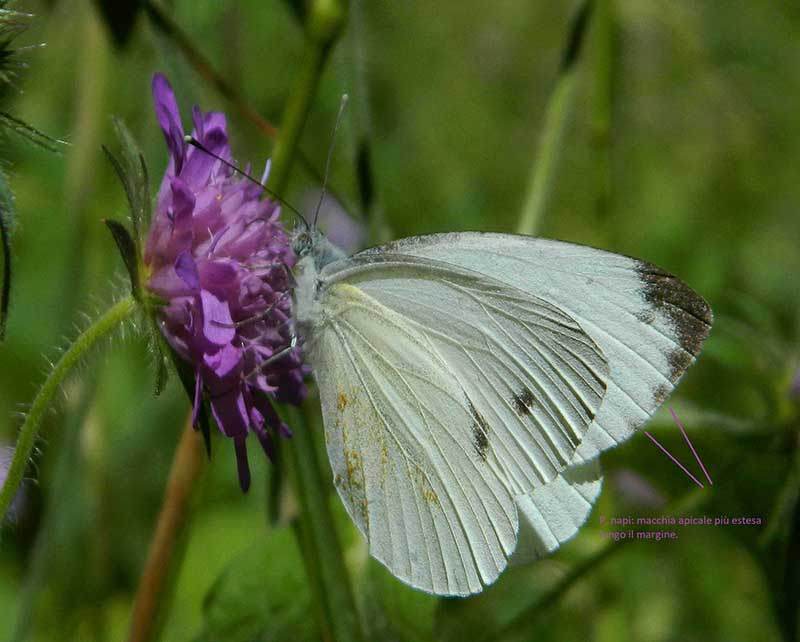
[127, 415, 207, 642]
[0, 295, 136, 523]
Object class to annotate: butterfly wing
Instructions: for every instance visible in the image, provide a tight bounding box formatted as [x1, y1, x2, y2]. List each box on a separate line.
[512, 460, 603, 564]
[322, 257, 610, 497]
[309, 282, 519, 595]
[307, 254, 610, 595]
[308, 232, 710, 594]
[350, 233, 713, 464]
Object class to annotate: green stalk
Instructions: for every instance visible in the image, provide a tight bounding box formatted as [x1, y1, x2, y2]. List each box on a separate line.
[286, 404, 364, 642]
[591, 0, 614, 219]
[0, 295, 136, 523]
[515, 72, 580, 236]
[267, 45, 326, 196]
[516, 1, 592, 237]
[266, 1, 364, 639]
[267, 0, 347, 196]
[345, 0, 392, 244]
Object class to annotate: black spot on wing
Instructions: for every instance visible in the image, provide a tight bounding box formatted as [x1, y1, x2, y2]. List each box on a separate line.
[635, 260, 713, 380]
[467, 400, 489, 461]
[512, 387, 536, 417]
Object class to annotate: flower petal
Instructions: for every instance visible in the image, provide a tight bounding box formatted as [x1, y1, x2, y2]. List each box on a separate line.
[203, 342, 242, 380]
[169, 177, 196, 226]
[152, 73, 186, 173]
[210, 387, 249, 437]
[200, 290, 236, 345]
[174, 250, 200, 290]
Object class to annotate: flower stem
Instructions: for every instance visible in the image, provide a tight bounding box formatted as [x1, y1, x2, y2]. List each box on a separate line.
[516, 1, 592, 237]
[286, 404, 365, 642]
[127, 414, 207, 642]
[590, 0, 615, 220]
[0, 294, 136, 523]
[266, 46, 328, 197]
[267, 0, 348, 196]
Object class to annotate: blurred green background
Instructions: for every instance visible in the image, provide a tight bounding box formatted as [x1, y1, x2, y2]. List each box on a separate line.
[0, 0, 799, 640]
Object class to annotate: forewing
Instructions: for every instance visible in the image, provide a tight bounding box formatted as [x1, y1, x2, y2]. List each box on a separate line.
[351, 233, 713, 464]
[309, 282, 518, 596]
[324, 258, 609, 497]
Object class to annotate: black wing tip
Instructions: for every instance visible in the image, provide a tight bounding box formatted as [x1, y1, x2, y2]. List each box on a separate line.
[634, 259, 713, 379]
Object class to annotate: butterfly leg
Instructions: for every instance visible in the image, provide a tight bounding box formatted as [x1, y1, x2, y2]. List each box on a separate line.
[212, 291, 291, 329]
[243, 331, 299, 381]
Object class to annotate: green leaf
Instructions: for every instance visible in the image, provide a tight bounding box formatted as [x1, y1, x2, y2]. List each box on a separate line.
[0, 168, 12, 339]
[193, 528, 315, 642]
[103, 217, 141, 300]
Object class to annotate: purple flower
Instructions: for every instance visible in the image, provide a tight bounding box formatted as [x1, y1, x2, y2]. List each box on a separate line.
[0, 446, 24, 522]
[0, 447, 10, 491]
[145, 74, 307, 491]
[791, 366, 800, 400]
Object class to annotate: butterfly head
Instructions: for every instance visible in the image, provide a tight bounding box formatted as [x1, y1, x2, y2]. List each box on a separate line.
[292, 225, 346, 269]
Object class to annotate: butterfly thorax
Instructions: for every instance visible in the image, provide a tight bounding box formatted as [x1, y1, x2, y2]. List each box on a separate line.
[292, 230, 346, 334]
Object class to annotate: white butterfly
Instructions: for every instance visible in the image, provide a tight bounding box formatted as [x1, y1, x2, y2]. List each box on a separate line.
[290, 228, 712, 596]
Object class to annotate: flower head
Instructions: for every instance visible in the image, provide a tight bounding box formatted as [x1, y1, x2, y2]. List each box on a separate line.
[145, 74, 307, 491]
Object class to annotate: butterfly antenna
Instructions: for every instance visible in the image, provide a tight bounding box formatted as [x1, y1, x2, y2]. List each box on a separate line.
[183, 135, 310, 229]
[312, 93, 349, 230]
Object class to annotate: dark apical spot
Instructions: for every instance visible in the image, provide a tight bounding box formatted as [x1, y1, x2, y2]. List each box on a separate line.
[635, 308, 657, 325]
[468, 401, 490, 461]
[652, 383, 672, 405]
[667, 349, 694, 381]
[512, 387, 536, 417]
[635, 260, 713, 380]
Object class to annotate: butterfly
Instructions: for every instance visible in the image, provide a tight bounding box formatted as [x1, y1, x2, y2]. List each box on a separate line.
[290, 227, 712, 596]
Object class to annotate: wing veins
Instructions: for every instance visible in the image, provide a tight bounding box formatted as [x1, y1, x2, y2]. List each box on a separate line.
[332, 323, 446, 588]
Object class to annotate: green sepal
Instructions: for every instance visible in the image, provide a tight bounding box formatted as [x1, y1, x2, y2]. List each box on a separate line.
[104, 116, 151, 247]
[146, 314, 170, 396]
[0, 111, 67, 153]
[103, 217, 142, 301]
